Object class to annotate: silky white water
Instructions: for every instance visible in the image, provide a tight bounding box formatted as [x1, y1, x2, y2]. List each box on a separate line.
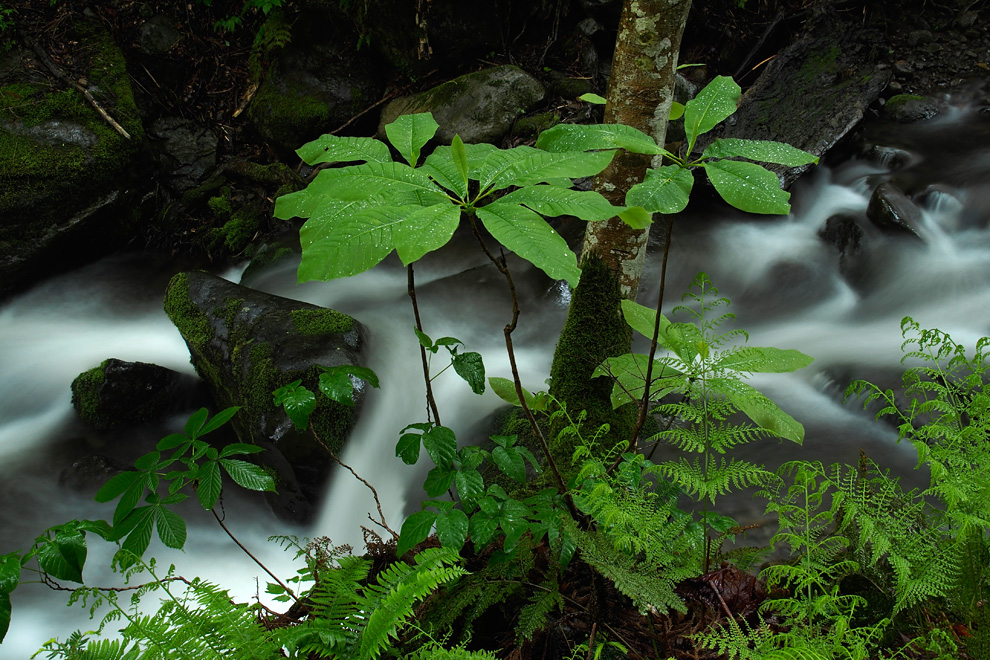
[2, 104, 990, 656]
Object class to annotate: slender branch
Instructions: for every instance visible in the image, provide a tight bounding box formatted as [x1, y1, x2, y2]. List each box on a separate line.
[630, 215, 675, 451]
[326, 447, 399, 540]
[21, 32, 131, 139]
[212, 508, 298, 602]
[409, 263, 443, 425]
[42, 574, 194, 593]
[466, 217, 572, 497]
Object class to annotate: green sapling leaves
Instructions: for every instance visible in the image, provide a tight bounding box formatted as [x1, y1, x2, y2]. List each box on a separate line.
[476, 203, 581, 286]
[702, 159, 791, 215]
[626, 165, 694, 214]
[683, 75, 741, 154]
[273, 379, 316, 430]
[385, 112, 440, 166]
[296, 134, 392, 166]
[536, 122, 666, 157]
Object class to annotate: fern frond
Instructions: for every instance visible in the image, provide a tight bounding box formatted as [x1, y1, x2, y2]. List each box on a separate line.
[514, 578, 563, 644]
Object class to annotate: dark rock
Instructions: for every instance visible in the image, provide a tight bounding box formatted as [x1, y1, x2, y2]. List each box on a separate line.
[249, 12, 384, 153]
[866, 182, 924, 238]
[379, 65, 546, 145]
[702, 10, 891, 188]
[881, 94, 940, 123]
[863, 145, 917, 170]
[819, 214, 864, 260]
[0, 17, 147, 300]
[548, 74, 596, 100]
[59, 455, 127, 494]
[148, 117, 218, 194]
[163, 271, 367, 523]
[71, 359, 203, 431]
[138, 14, 182, 56]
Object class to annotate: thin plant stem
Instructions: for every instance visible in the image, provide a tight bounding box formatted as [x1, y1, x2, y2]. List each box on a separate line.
[408, 263, 443, 426]
[212, 508, 298, 602]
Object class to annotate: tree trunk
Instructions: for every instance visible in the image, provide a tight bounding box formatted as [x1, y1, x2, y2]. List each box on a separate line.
[581, 0, 692, 300]
[546, 0, 692, 456]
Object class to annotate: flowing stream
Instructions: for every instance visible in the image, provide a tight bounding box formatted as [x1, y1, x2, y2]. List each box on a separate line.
[2, 102, 990, 656]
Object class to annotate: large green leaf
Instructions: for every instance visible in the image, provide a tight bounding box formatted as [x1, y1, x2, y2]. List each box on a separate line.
[710, 377, 805, 443]
[393, 202, 462, 266]
[620, 299, 662, 339]
[118, 506, 156, 560]
[395, 432, 422, 465]
[37, 527, 87, 584]
[469, 511, 498, 548]
[435, 509, 469, 551]
[384, 112, 439, 166]
[421, 143, 497, 196]
[422, 425, 457, 469]
[497, 185, 622, 221]
[626, 165, 694, 214]
[298, 202, 409, 282]
[493, 446, 526, 484]
[397, 510, 438, 557]
[535, 123, 664, 156]
[303, 162, 445, 203]
[95, 471, 143, 504]
[196, 460, 223, 509]
[683, 76, 741, 149]
[451, 351, 485, 395]
[296, 135, 392, 166]
[0, 553, 19, 595]
[480, 148, 615, 192]
[702, 138, 819, 167]
[455, 469, 484, 502]
[155, 507, 187, 550]
[703, 160, 790, 215]
[272, 380, 317, 430]
[593, 354, 685, 409]
[714, 346, 814, 374]
[219, 459, 276, 491]
[488, 376, 539, 409]
[476, 203, 581, 287]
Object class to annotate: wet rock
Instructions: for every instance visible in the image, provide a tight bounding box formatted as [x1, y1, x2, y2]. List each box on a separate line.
[59, 455, 127, 494]
[703, 10, 891, 188]
[819, 214, 864, 260]
[164, 271, 368, 523]
[139, 14, 182, 56]
[148, 117, 218, 194]
[71, 359, 204, 431]
[863, 145, 917, 170]
[379, 65, 546, 145]
[882, 94, 941, 123]
[0, 17, 147, 300]
[249, 11, 384, 153]
[866, 182, 923, 238]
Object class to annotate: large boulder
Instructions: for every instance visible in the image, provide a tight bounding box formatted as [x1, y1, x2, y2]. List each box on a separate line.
[379, 65, 546, 145]
[0, 18, 147, 300]
[164, 271, 367, 523]
[703, 9, 890, 188]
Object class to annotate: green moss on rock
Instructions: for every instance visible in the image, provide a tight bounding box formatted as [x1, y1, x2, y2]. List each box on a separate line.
[71, 361, 109, 428]
[291, 308, 354, 336]
[163, 273, 213, 350]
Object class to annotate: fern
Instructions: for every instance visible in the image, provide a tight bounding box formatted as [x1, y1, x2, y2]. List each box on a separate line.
[514, 576, 563, 644]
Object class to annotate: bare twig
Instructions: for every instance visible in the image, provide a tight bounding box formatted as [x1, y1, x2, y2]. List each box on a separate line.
[329, 88, 404, 136]
[327, 447, 399, 541]
[408, 263, 443, 425]
[21, 32, 131, 139]
[212, 508, 298, 602]
[41, 574, 194, 593]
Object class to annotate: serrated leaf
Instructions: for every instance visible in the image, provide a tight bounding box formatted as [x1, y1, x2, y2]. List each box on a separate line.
[219, 459, 276, 491]
[703, 160, 790, 215]
[455, 469, 485, 501]
[95, 471, 142, 504]
[395, 433, 422, 465]
[218, 443, 264, 458]
[714, 346, 815, 374]
[117, 507, 156, 559]
[476, 203, 581, 287]
[113, 480, 147, 527]
[155, 507, 187, 550]
[319, 369, 356, 406]
[497, 185, 622, 221]
[626, 165, 694, 214]
[435, 509, 469, 551]
[684, 75, 740, 149]
[393, 202, 462, 266]
[296, 134, 392, 166]
[424, 466, 457, 497]
[470, 512, 498, 548]
[493, 446, 527, 484]
[184, 408, 209, 437]
[451, 351, 485, 394]
[133, 451, 160, 471]
[702, 138, 818, 167]
[157, 433, 190, 451]
[197, 461, 223, 509]
[535, 123, 663, 156]
[199, 407, 240, 436]
[422, 425, 457, 469]
[397, 510, 438, 557]
[273, 382, 316, 430]
[385, 112, 440, 166]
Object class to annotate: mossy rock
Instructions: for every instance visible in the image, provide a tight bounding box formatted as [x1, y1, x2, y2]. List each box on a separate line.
[378, 65, 546, 145]
[70, 359, 198, 431]
[882, 94, 940, 123]
[163, 271, 366, 523]
[0, 18, 147, 299]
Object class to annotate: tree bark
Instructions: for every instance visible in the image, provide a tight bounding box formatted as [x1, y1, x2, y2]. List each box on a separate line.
[581, 0, 692, 300]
